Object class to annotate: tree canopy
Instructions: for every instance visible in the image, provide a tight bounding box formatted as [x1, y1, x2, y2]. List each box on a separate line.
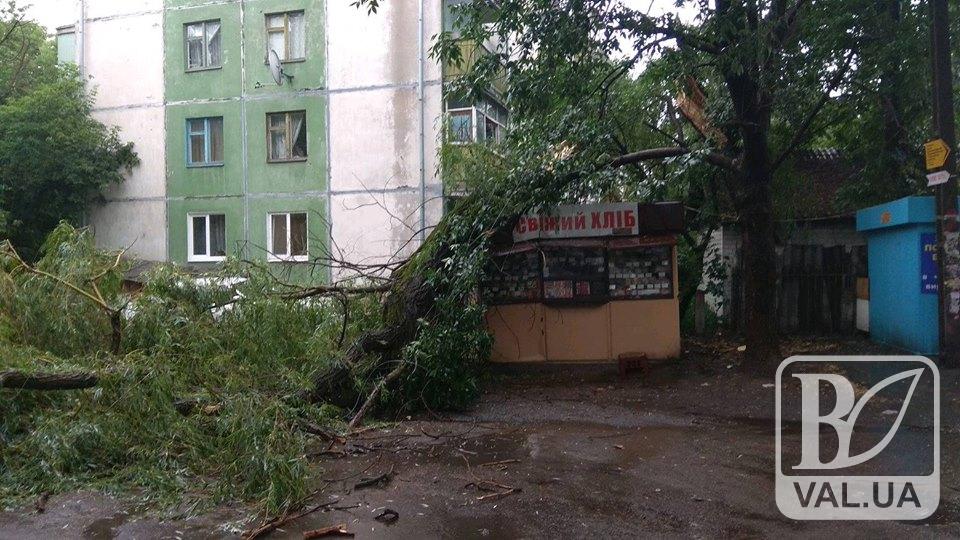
[0, 2, 137, 260]
[420, 0, 948, 362]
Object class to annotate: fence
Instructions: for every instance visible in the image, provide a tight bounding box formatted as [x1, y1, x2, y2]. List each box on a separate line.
[726, 244, 867, 334]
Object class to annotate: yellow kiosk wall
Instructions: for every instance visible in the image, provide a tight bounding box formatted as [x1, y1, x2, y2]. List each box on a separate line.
[486, 247, 681, 363]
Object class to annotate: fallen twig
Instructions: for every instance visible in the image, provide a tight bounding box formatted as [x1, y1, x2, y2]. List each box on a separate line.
[478, 459, 520, 468]
[476, 487, 521, 501]
[420, 425, 447, 439]
[302, 524, 354, 539]
[353, 465, 395, 490]
[461, 455, 521, 502]
[242, 498, 340, 540]
[321, 454, 382, 484]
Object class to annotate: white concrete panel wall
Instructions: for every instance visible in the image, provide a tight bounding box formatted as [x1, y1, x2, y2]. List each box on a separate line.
[329, 87, 421, 191]
[326, 0, 442, 89]
[422, 83, 444, 189]
[85, 0, 162, 20]
[83, 10, 167, 261]
[330, 191, 428, 268]
[91, 107, 166, 200]
[89, 200, 166, 260]
[327, 0, 446, 271]
[83, 15, 164, 109]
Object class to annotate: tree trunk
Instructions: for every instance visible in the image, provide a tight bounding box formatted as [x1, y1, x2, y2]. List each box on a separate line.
[724, 70, 782, 368]
[739, 172, 781, 367]
[110, 311, 123, 355]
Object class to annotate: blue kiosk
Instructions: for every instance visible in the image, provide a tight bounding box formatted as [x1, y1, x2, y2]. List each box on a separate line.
[856, 196, 947, 355]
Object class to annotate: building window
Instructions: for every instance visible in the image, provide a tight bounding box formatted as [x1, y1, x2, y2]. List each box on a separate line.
[266, 11, 305, 62]
[268, 212, 308, 261]
[186, 117, 224, 166]
[445, 96, 508, 144]
[476, 97, 507, 144]
[56, 26, 75, 65]
[267, 111, 307, 162]
[448, 109, 473, 143]
[185, 20, 221, 70]
[188, 214, 227, 262]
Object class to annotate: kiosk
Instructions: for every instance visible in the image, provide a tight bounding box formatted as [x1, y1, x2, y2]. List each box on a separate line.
[484, 202, 683, 363]
[856, 196, 960, 355]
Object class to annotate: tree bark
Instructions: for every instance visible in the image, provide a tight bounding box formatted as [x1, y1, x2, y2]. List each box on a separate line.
[724, 69, 782, 367]
[0, 370, 98, 390]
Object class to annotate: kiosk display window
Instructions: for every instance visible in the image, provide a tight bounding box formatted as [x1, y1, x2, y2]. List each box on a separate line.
[483, 249, 541, 303]
[541, 247, 607, 302]
[608, 245, 673, 299]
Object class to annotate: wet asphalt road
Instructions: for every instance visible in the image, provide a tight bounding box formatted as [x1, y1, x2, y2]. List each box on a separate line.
[3, 339, 960, 538]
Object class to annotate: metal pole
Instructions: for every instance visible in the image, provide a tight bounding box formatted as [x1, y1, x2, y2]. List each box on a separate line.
[930, 0, 959, 367]
[417, 0, 427, 242]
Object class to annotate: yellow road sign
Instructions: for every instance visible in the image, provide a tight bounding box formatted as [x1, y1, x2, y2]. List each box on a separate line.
[925, 138, 951, 170]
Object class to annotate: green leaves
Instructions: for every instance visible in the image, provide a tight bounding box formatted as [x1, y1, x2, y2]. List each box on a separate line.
[0, 74, 138, 260]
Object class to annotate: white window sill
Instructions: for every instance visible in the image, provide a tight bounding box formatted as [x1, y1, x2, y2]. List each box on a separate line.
[186, 65, 223, 73]
[188, 255, 226, 263]
[268, 255, 309, 263]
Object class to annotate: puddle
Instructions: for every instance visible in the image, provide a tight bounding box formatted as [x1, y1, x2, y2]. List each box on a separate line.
[82, 511, 131, 539]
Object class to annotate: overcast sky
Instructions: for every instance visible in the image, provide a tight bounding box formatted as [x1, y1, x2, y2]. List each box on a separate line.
[21, 0, 74, 32]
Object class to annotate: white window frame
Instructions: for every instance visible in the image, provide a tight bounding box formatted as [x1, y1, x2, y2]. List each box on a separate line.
[446, 107, 475, 145]
[445, 98, 507, 144]
[481, 111, 506, 143]
[184, 20, 222, 71]
[267, 212, 309, 262]
[187, 213, 227, 263]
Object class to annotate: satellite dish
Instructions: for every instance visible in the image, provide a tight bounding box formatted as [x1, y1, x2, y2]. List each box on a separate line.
[268, 50, 293, 85]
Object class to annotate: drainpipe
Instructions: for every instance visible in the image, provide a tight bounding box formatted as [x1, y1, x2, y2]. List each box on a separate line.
[417, 0, 426, 241]
[77, 0, 85, 76]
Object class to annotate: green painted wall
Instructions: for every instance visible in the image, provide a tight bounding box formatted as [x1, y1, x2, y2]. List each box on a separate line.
[245, 96, 326, 194]
[242, 0, 325, 95]
[162, 0, 328, 277]
[164, 4, 243, 102]
[166, 101, 245, 198]
[167, 197, 245, 264]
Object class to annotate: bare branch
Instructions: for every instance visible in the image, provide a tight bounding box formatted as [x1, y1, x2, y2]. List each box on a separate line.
[609, 146, 740, 173]
[770, 51, 855, 173]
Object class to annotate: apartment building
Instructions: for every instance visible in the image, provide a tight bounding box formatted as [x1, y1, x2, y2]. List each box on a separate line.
[48, 0, 505, 278]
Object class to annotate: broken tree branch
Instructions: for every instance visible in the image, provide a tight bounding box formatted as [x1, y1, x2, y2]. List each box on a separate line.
[302, 524, 354, 539]
[0, 370, 98, 391]
[242, 497, 342, 540]
[1, 241, 128, 354]
[609, 146, 739, 173]
[348, 361, 407, 430]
